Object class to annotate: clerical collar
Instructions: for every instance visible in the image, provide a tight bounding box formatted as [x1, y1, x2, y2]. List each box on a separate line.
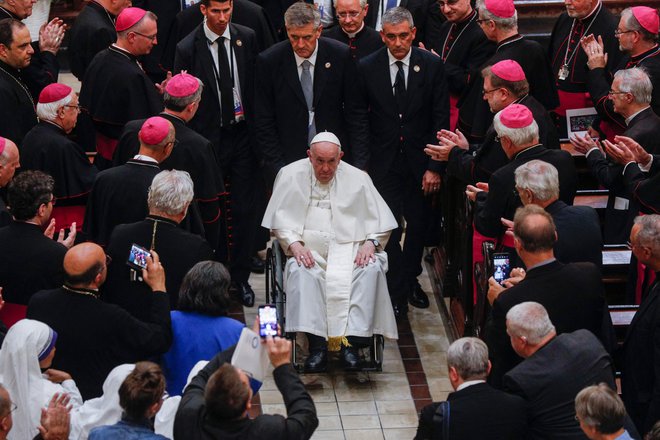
[109, 44, 138, 61]
[496, 34, 523, 51]
[343, 22, 365, 39]
[514, 144, 543, 160]
[146, 215, 178, 227]
[455, 8, 476, 27]
[388, 48, 411, 67]
[203, 20, 230, 43]
[630, 45, 660, 64]
[579, 1, 601, 22]
[294, 43, 319, 68]
[526, 257, 556, 271]
[161, 112, 186, 125]
[62, 285, 100, 298]
[0, 59, 20, 77]
[625, 106, 650, 126]
[42, 119, 66, 133]
[456, 379, 485, 391]
[0, 6, 19, 19]
[133, 154, 159, 163]
[90, 0, 116, 23]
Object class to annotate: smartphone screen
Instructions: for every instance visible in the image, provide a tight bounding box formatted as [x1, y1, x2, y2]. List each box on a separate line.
[492, 253, 511, 286]
[127, 244, 151, 270]
[258, 305, 278, 338]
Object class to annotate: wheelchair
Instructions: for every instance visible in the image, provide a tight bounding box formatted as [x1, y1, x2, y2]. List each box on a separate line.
[265, 240, 385, 372]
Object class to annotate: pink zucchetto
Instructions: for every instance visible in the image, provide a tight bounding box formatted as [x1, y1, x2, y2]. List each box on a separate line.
[632, 6, 659, 35]
[38, 83, 72, 104]
[165, 72, 200, 97]
[0, 137, 5, 156]
[491, 60, 526, 82]
[484, 0, 515, 19]
[115, 7, 147, 32]
[139, 117, 170, 145]
[499, 104, 534, 129]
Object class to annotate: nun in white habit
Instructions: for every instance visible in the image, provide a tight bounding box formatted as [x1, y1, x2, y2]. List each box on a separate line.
[69, 364, 135, 440]
[0, 319, 83, 440]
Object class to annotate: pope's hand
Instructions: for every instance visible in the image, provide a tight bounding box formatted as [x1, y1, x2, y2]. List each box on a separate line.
[355, 241, 376, 267]
[290, 242, 315, 268]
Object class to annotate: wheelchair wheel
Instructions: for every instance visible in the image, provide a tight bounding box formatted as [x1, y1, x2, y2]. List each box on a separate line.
[367, 334, 384, 372]
[265, 240, 286, 332]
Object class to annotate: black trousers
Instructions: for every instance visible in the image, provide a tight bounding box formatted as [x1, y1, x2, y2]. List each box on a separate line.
[373, 153, 428, 306]
[216, 122, 258, 284]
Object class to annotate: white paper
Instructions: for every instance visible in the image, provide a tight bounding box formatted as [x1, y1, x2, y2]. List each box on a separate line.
[230, 328, 269, 383]
[613, 196, 630, 211]
[602, 250, 632, 266]
[566, 107, 599, 139]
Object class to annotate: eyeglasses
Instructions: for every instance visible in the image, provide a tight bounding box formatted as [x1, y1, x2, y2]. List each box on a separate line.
[132, 31, 157, 42]
[63, 104, 82, 112]
[608, 90, 628, 96]
[3, 402, 17, 417]
[44, 196, 56, 207]
[614, 29, 635, 37]
[336, 10, 362, 19]
[482, 87, 501, 96]
[476, 18, 492, 24]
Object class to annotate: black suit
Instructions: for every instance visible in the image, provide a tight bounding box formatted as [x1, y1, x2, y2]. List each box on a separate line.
[322, 24, 383, 61]
[0, 222, 66, 306]
[255, 37, 355, 174]
[350, 46, 449, 304]
[487, 260, 612, 388]
[585, 107, 660, 243]
[622, 276, 660, 434]
[174, 349, 318, 440]
[623, 160, 660, 214]
[103, 216, 214, 320]
[174, 23, 259, 284]
[0, 60, 38, 144]
[415, 382, 527, 439]
[546, 200, 602, 268]
[504, 330, 616, 440]
[474, 144, 577, 238]
[160, 0, 277, 71]
[27, 287, 172, 400]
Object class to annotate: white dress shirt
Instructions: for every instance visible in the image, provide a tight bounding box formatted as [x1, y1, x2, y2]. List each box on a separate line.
[388, 48, 411, 89]
[294, 43, 319, 82]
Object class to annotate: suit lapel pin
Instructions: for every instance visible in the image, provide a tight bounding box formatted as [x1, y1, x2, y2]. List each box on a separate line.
[325, 62, 331, 68]
[236, 39, 242, 47]
[413, 65, 420, 72]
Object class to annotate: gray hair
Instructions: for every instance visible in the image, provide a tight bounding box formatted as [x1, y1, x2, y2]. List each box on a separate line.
[476, 0, 517, 31]
[164, 79, 204, 111]
[621, 7, 659, 43]
[446, 337, 489, 380]
[147, 170, 194, 216]
[633, 214, 660, 256]
[284, 2, 321, 28]
[36, 92, 73, 122]
[506, 301, 555, 345]
[117, 10, 157, 38]
[614, 67, 653, 104]
[575, 383, 627, 434]
[382, 6, 414, 28]
[333, 0, 368, 8]
[493, 110, 539, 146]
[515, 160, 559, 202]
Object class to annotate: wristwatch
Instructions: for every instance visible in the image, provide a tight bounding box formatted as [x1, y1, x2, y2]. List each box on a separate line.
[367, 238, 380, 249]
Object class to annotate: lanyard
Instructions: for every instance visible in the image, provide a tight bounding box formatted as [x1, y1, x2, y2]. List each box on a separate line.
[207, 36, 236, 91]
[562, 3, 602, 68]
[441, 11, 477, 62]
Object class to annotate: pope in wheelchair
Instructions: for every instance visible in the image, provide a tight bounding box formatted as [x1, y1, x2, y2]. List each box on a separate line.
[262, 132, 399, 372]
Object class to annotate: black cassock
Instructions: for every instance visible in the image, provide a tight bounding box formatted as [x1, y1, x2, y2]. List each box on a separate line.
[322, 25, 383, 61]
[67, 1, 117, 81]
[458, 35, 559, 142]
[102, 216, 214, 320]
[83, 159, 206, 246]
[160, 0, 277, 71]
[20, 121, 97, 210]
[78, 46, 162, 158]
[0, 60, 38, 144]
[112, 113, 224, 249]
[587, 46, 660, 131]
[0, 192, 9, 228]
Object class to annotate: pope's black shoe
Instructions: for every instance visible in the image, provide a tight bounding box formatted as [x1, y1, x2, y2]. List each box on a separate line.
[342, 347, 360, 371]
[304, 350, 328, 373]
[393, 302, 409, 321]
[234, 281, 255, 307]
[408, 282, 430, 309]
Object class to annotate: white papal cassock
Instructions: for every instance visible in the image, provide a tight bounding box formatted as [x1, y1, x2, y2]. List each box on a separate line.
[262, 159, 399, 349]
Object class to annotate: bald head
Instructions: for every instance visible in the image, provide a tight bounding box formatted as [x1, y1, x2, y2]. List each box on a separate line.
[0, 138, 19, 188]
[513, 205, 557, 253]
[64, 242, 107, 288]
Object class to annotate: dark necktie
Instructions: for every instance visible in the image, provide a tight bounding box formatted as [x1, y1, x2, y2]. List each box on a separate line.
[217, 36, 234, 127]
[394, 60, 406, 115]
[301, 60, 316, 143]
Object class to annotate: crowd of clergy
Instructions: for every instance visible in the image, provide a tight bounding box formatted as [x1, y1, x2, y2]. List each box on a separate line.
[0, 0, 660, 437]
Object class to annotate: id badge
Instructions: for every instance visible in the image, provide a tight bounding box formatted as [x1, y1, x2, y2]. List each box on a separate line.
[308, 110, 315, 127]
[233, 87, 244, 121]
[558, 64, 569, 81]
